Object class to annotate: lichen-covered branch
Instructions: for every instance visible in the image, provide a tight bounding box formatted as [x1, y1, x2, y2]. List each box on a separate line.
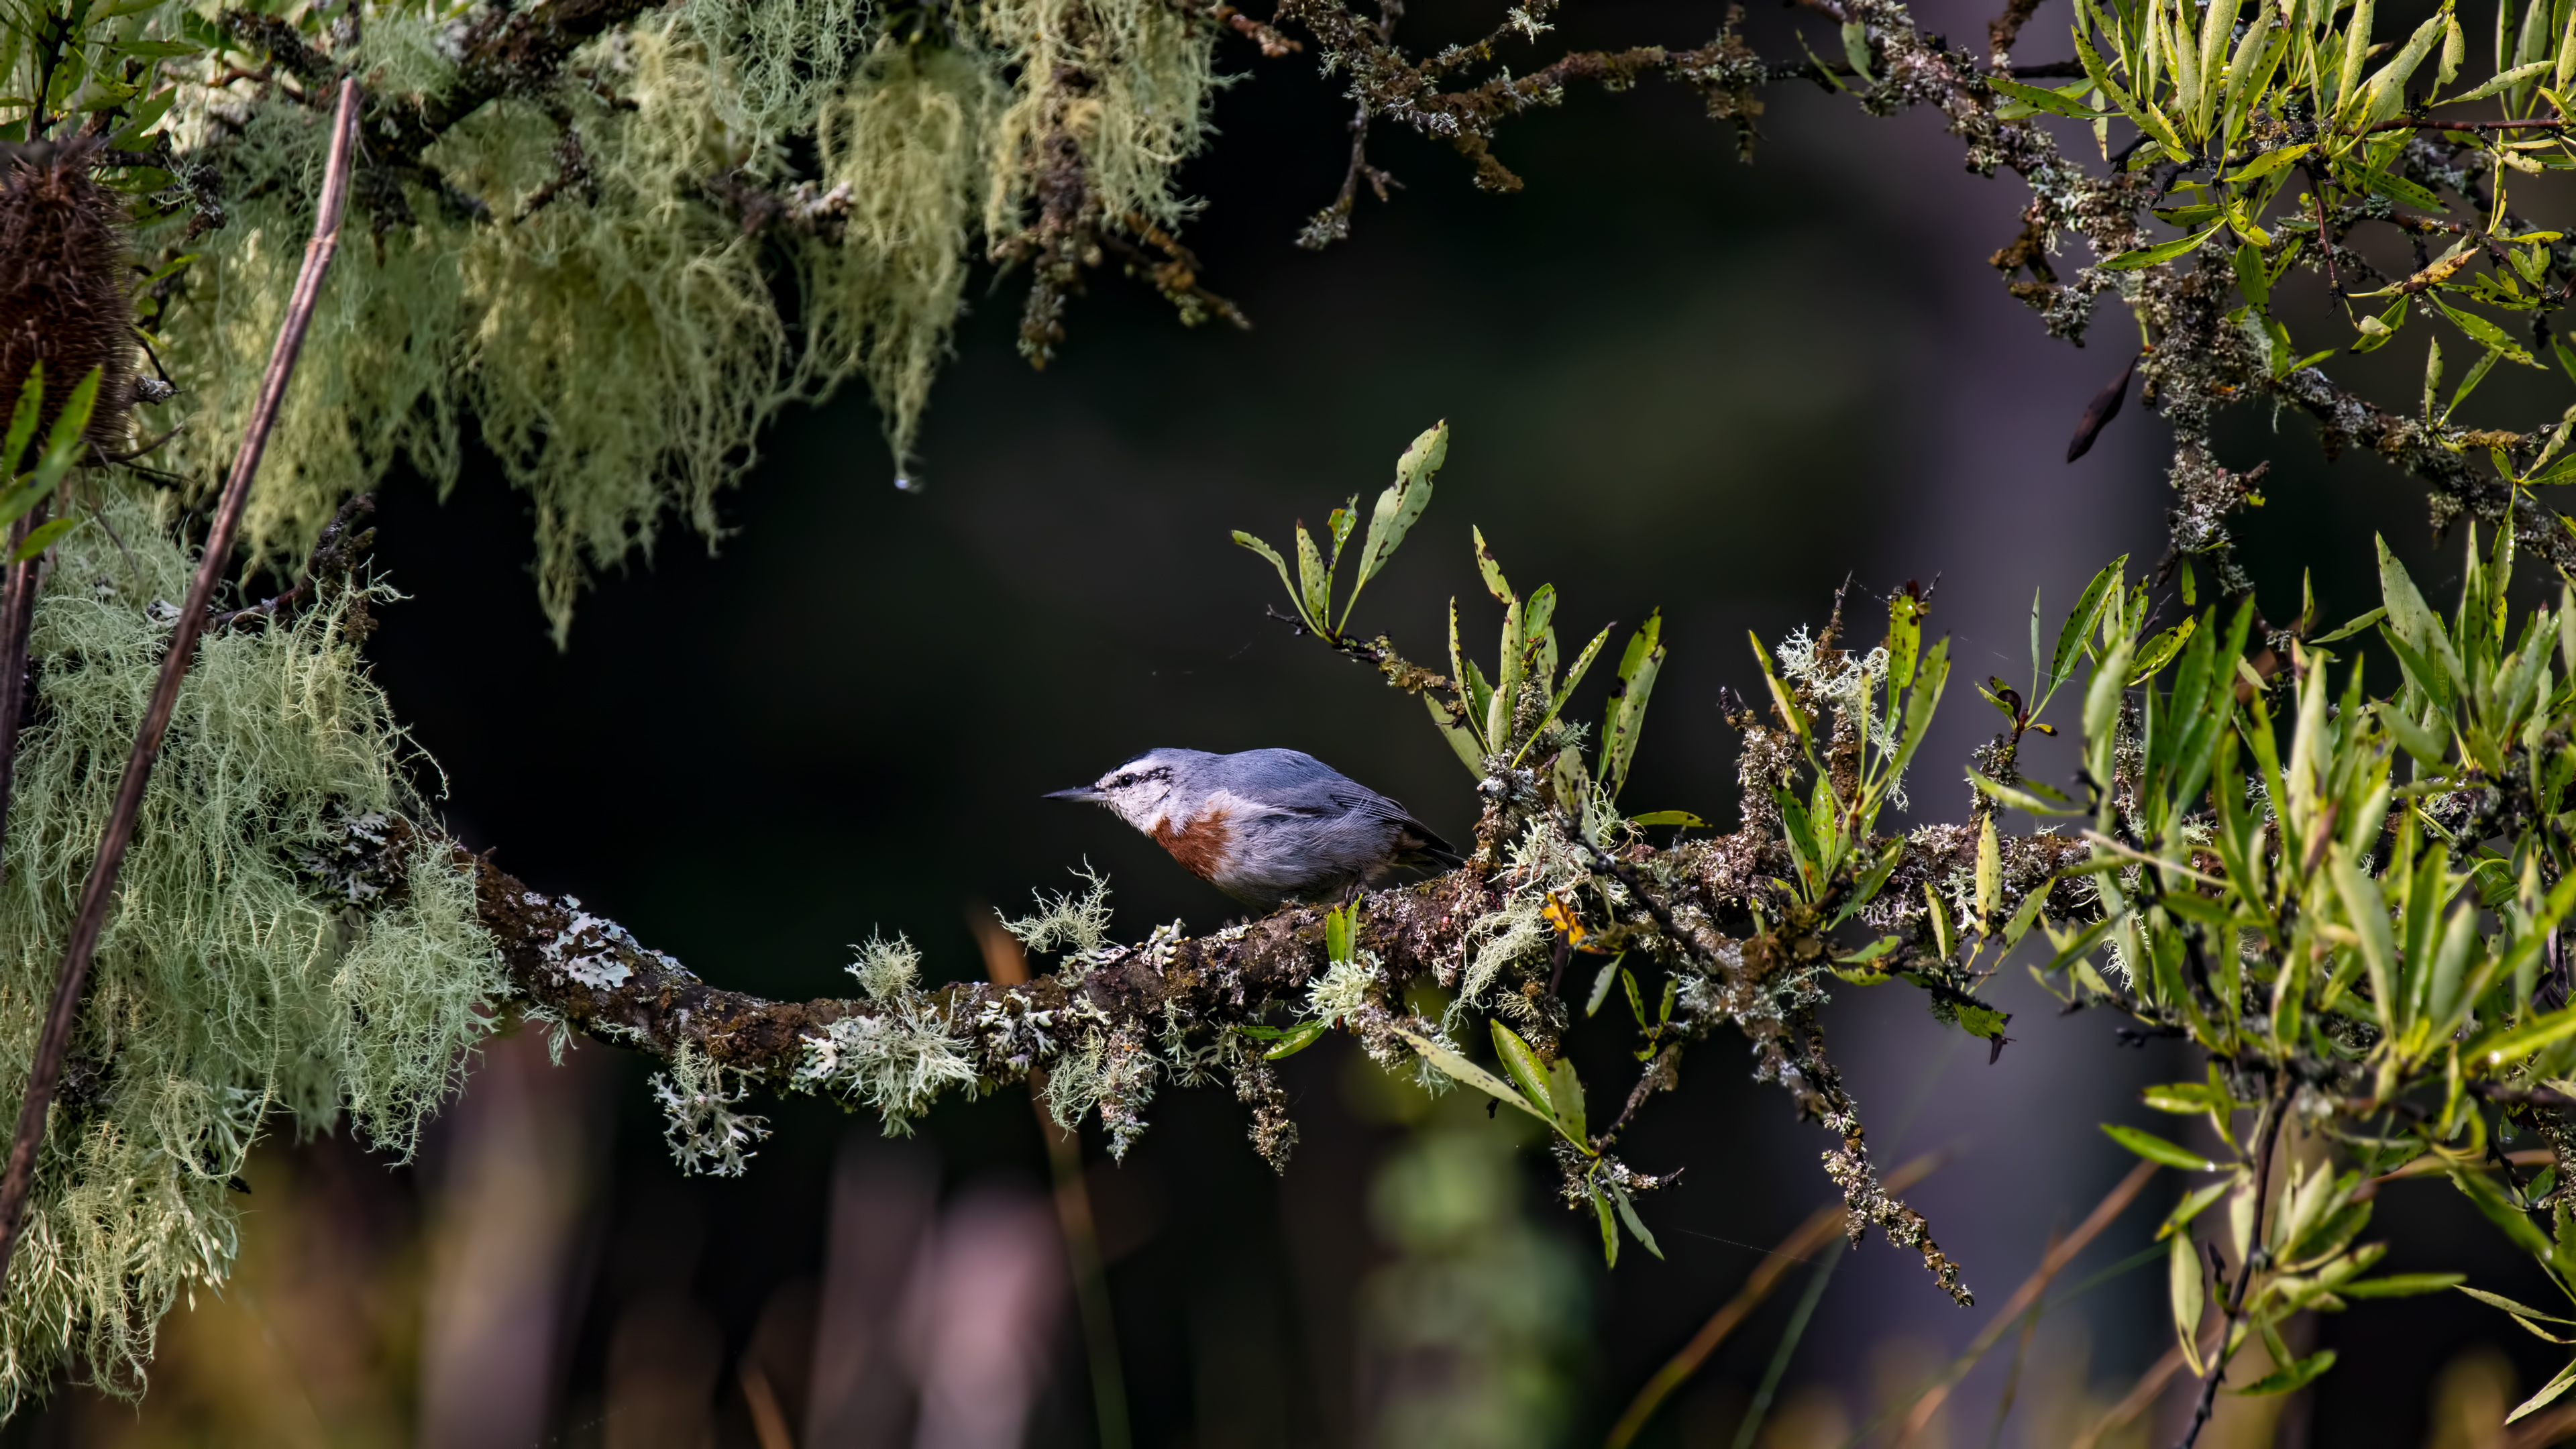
[362, 780, 2094, 1305]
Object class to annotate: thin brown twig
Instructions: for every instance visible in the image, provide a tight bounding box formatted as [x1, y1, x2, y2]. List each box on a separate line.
[1890, 1160, 2160, 1446]
[0, 502, 49, 878]
[208, 490, 375, 632]
[2177, 1077, 2294, 1449]
[0, 76, 362, 1289]
[1602, 1150, 1949, 1449]
[970, 911, 1134, 1449]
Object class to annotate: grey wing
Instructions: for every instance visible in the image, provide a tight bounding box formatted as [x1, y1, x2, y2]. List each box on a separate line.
[1325, 784, 1460, 870]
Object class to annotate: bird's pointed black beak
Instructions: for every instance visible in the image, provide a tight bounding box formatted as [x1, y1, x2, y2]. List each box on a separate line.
[1045, 786, 1105, 802]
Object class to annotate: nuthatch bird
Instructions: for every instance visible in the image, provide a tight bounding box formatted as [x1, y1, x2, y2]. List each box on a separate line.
[1046, 747, 1460, 909]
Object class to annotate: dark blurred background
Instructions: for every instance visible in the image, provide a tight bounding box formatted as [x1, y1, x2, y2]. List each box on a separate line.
[9, 0, 2574, 1438]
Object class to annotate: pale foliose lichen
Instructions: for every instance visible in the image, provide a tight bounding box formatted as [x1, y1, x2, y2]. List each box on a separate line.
[795, 994, 981, 1134]
[0, 479, 506, 1413]
[653, 1043, 774, 1176]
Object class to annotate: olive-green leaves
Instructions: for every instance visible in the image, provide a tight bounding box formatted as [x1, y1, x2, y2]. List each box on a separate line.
[1340, 421, 1447, 633]
[0, 363, 98, 564]
[1233, 419, 1450, 643]
[1600, 610, 1663, 799]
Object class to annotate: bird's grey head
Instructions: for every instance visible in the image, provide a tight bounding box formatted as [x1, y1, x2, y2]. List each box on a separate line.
[1045, 749, 1199, 831]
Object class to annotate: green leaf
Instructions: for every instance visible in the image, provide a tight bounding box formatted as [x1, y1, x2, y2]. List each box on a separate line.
[2224, 142, 2314, 184]
[2450, 1168, 2557, 1258]
[1232, 531, 1305, 626]
[11, 517, 78, 564]
[1393, 1028, 1556, 1130]
[2236, 1348, 2337, 1396]
[2141, 1080, 2229, 1114]
[2512, 1359, 2576, 1423]
[1601, 610, 1664, 799]
[2102, 1122, 2214, 1171]
[1627, 810, 1705, 827]
[2463, 1285, 2576, 1324]
[32, 366, 99, 494]
[0, 364, 40, 476]
[2468, 1000, 2576, 1067]
[1546, 1055, 1587, 1143]
[1294, 522, 1331, 636]
[2311, 606, 2387, 644]
[1594, 1188, 1620, 1267]
[1260, 1020, 1328, 1059]
[1340, 420, 1446, 631]
[2001, 885, 2050, 948]
[2445, 58, 2553, 103]
[2335, 1272, 2465, 1297]
[1324, 902, 1357, 964]
[1990, 72, 2108, 117]
[2129, 616, 2199, 684]
[2053, 559, 2127, 695]
[2353, 165, 2448, 213]
[1611, 1181, 1664, 1259]
[2097, 223, 2226, 272]
[1585, 957, 1623, 1017]
[2171, 1232, 2208, 1375]
[1490, 1020, 1557, 1120]
[2161, 1177, 2238, 1240]
[2438, 299, 2529, 362]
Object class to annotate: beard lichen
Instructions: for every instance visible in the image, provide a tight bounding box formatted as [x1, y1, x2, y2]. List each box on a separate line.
[0, 480, 502, 1413]
[145, 0, 1223, 640]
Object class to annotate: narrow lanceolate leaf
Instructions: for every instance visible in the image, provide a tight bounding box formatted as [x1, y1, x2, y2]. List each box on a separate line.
[2238, 1349, 2338, 1396]
[31, 366, 101, 493]
[2053, 559, 2127, 692]
[2445, 58, 2553, 103]
[2330, 847, 2400, 1034]
[1294, 522, 1331, 635]
[1232, 531, 1305, 621]
[1601, 610, 1664, 798]
[2171, 1232, 2208, 1375]
[2102, 1122, 2214, 1170]
[2357, 10, 2453, 125]
[2511, 1358, 2576, 1423]
[1395, 1028, 1555, 1130]
[2097, 222, 2227, 272]
[1546, 1056, 1587, 1143]
[1976, 814, 2001, 932]
[1490, 1020, 1558, 1121]
[1990, 73, 2108, 117]
[1, 364, 42, 476]
[1611, 1182, 1664, 1259]
[1341, 420, 1447, 629]
[2467, 999, 2576, 1067]
[2335, 1273, 2465, 1297]
[11, 517, 78, 564]
[2225, 142, 2312, 184]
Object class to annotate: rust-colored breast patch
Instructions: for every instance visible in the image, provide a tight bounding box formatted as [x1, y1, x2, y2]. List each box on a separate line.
[1152, 807, 1234, 880]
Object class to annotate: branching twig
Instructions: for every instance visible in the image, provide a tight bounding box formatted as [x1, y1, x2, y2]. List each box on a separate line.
[2177, 1076, 2295, 1448]
[0, 77, 362, 1289]
[209, 489, 376, 632]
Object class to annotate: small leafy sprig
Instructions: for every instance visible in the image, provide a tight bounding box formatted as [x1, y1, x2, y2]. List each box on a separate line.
[1, 362, 98, 562]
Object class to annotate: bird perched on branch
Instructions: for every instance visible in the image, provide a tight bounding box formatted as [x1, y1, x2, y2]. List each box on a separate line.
[1047, 747, 1460, 910]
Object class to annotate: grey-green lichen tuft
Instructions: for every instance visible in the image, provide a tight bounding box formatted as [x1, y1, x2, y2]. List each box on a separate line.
[0, 479, 502, 1413]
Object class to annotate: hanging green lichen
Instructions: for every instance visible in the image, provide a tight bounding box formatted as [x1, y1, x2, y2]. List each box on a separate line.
[0, 478, 502, 1412]
[800, 42, 1001, 472]
[125, 0, 1222, 641]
